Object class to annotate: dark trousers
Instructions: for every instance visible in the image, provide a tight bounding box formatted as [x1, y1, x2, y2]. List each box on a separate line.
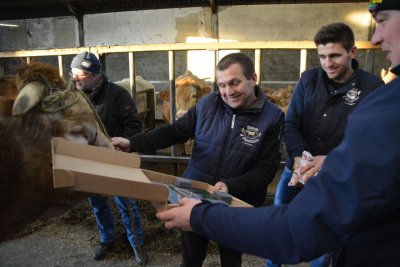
[180, 231, 242, 267]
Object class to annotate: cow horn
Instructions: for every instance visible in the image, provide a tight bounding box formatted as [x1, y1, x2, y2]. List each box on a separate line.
[12, 81, 47, 116]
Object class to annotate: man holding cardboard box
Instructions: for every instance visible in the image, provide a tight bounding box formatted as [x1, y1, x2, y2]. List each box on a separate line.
[112, 52, 284, 267]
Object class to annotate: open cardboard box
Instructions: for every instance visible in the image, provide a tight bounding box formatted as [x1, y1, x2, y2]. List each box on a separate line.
[51, 138, 252, 211]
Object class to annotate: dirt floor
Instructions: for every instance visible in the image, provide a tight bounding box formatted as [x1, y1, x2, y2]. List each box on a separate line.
[0, 199, 268, 267]
[0, 162, 311, 267]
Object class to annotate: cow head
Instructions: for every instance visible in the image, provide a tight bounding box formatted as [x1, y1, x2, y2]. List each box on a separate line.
[11, 62, 112, 148]
[158, 70, 211, 123]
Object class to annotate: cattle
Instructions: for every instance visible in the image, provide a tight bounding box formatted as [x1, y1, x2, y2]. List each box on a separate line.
[114, 76, 156, 131]
[158, 70, 211, 124]
[157, 70, 211, 155]
[263, 85, 294, 114]
[263, 85, 294, 162]
[0, 62, 112, 241]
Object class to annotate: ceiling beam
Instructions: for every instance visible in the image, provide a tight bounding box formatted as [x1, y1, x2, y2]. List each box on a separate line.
[210, 0, 217, 14]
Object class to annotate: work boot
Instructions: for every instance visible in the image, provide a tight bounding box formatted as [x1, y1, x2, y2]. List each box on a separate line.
[133, 247, 149, 265]
[93, 242, 114, 260]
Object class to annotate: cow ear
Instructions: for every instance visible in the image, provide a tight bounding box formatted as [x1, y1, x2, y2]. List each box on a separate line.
[200, 86, 212, 97]
[158, 89, 170, 101]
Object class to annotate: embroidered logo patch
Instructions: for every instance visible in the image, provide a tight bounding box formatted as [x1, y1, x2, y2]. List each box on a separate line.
[241, 125, 261, 145]
[343, 88, 361, 106]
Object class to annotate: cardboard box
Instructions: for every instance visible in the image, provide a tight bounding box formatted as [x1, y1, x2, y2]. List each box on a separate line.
[51, 138, 252, 211]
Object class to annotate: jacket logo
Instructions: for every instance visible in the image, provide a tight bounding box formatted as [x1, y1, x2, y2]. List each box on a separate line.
[343, 88, 361, 106]
[241, 125, 261, 145]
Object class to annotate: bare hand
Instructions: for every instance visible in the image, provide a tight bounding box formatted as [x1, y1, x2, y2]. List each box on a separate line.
[111, 137, 131, 152]
[300, 155, 326, 183]
[293, 156, 302, 171]
[156, 198, 201, 231]
[211, 182, 228, 193]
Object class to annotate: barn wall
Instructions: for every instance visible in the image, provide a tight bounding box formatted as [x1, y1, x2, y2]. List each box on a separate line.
[0, 3, 373, 49]
[218, 3, 372, 41]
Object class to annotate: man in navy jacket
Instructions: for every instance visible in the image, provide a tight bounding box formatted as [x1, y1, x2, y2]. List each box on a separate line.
[112, 53, 284, 267]
[156, 1, 400, 266]
[268, 22, 383, 267]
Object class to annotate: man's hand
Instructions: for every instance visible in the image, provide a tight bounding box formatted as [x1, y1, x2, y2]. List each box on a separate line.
[211, 181, 228, 193]
[300, 155, 326, 183]
[293, 156, 302, 171]
[156, 198, 201, 231]
[111, 137, 131, 152]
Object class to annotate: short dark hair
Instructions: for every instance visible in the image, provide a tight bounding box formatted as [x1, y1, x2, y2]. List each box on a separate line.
[314, 23, 355, 52]
[216, 52, 255, 80]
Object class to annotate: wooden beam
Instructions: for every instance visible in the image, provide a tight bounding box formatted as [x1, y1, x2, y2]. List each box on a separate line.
[210, 0, 217, 14]
[0, 41, 380, 58]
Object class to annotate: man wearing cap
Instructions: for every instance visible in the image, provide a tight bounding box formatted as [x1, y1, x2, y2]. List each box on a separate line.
[155, 1, 400, 266]
[70, 52, 148, 265]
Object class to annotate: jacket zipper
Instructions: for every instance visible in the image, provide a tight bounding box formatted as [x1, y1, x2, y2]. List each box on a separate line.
[215, 114, 236, 181]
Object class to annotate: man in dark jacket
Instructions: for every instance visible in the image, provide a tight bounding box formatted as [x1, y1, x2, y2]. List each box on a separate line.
[267, 22, 383, 267]
[112, 52, 284, 267]
[70, 52, 147, 265]
[156, 1, 400, 266]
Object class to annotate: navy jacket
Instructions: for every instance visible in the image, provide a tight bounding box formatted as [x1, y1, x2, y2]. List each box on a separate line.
[285, 60, 383, 168]
[130, 86, 284, 207]
[190, 66, 400, 266]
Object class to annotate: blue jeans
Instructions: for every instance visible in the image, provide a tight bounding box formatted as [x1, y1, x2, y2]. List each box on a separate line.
[88, 195, 144, 250]
[273, 167, 301, 205]
[265, 168, 331, 267]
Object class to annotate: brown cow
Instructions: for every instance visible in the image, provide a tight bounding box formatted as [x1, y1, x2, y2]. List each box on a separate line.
[0, 62, 111, 241]
[157, 70, 211, 155]
[158, 70, 211, 124]
[263, 85, 294, 113]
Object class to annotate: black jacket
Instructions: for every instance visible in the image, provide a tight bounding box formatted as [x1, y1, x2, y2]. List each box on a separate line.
[84, 74, 142, 138]
[285, 60, 383, 168]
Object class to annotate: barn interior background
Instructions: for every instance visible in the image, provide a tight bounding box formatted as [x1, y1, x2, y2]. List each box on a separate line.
[0, 1, 387, 121]
[0, 1, 389, 265]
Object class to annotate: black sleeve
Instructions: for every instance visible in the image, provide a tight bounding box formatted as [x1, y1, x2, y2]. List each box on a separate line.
[128, 105, 197, 152]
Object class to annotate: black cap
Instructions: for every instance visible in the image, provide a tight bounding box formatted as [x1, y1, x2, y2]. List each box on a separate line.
[369, 0, 400, 14]
[70, 51, 102, 74]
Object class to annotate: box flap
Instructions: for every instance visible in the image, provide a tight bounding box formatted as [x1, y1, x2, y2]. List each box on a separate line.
[51, 138, 168, 204]
[52, 137, 140, 168]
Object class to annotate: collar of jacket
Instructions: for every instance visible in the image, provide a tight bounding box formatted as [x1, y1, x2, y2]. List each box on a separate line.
[391, 64, 400, 76]
[323, 59, 361, 95]
[87, 74, 107, 98]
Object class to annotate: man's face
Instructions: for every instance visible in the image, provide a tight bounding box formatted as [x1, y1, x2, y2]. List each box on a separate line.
[217, 63, 257, 110]
[70, 68, 98, 91]
[371, 10, 400, 69]
[317, 43, 356, 83]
